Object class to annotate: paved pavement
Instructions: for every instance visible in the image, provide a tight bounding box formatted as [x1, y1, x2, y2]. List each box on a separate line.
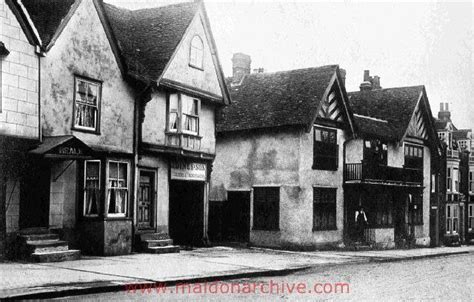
[0, 245, 472, 299]
[67, 253, 473, 301]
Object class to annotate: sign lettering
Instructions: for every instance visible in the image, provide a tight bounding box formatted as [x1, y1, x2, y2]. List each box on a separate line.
[171, 161, 207, 181]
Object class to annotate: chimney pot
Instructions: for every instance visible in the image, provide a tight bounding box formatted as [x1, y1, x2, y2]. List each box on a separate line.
[363, 70, 370, 82]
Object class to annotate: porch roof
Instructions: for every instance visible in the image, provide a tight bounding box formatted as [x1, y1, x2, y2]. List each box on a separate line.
[29, 135, 93, 159]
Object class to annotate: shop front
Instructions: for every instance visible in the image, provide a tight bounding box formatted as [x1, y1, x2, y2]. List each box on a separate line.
[168, 159, 209, 246]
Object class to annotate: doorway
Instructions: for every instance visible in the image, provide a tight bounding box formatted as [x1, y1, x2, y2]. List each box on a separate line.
[137, 170, 155, 230]
[169, 180, 204, 245]
[224, 191, 250, 242]
[19, 160, 50, 229]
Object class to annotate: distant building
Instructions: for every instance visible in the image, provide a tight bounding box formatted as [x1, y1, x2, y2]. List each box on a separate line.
[435, 103, 473, 244]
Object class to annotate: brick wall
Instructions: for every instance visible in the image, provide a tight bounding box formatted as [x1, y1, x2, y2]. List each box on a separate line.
[0, 0, 39, 138]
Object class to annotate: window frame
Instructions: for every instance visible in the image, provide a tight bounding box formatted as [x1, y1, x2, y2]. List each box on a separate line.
[313, 187, 337, 231]
[252, 186, 280, 231]
[166, 93, 201, 136]
[470, 171, 473, 193]
[106, 160, 130, 218]
[446, 204, 459, 234]
[83, 160, 101, 217]
[189, 35, 204, 70]
[313, 126, 339, 171]
[72, 76, 102, 134]
[404, 143, 424, 169]
[411, 194, 423, 226]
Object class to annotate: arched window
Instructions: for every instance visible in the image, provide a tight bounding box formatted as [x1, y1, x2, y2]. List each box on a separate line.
[189, 35, 203, 69]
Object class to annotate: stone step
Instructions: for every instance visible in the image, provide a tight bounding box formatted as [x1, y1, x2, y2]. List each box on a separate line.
[19, 227, 50, 235]
[19, 233, 60, 241]
[145, 245, 180, 254]
[26, 240, 69, 253]
[140, 233, 170, 241]
[144, 239, 174, 248]
[31, 250, 81, 263]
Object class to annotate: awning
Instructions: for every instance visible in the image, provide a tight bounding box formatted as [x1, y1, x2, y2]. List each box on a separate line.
[0, 41, 9, 56]
[29, 135, 94, 159]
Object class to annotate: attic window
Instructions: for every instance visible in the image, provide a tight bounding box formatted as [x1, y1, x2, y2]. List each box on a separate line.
[189, 35, 203, 69]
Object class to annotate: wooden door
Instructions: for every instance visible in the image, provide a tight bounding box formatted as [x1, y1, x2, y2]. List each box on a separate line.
[137, 171, 154, 230]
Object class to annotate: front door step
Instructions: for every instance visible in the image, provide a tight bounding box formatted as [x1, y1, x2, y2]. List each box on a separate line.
[136, 233, 180, 254]
[17, 228, 81, 262]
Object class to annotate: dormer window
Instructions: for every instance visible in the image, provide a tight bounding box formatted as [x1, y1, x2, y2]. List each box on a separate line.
[189, 35, 203, 69]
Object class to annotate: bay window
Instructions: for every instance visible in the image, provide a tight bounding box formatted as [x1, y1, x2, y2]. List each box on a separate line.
[446, 204, 459, 234]
[84, 160, 101, 216]
[107, 161, 129, 216]
[167, 93, 201, 150]
[73, 76, 101, 132]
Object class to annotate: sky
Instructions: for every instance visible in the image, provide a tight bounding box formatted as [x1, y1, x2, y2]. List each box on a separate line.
[107, 0, 473, 129]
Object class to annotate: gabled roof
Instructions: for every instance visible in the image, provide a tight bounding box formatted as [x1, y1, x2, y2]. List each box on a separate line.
[217, 65, 344, 133]
[353, 114, 397, 141]
[20, 0, 77, 47]
[453, 129, 471, 140]
[102, 1, 199, 82]
[348, 86, 425, 141]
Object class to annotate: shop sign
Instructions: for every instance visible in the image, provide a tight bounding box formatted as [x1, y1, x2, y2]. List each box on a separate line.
[171, 161, 206, 181]
[57, 146, 84, 156]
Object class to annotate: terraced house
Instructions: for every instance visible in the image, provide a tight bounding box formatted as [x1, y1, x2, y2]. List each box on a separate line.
[210, 64, 441, 250]
[0, 0, 229, 261]
[346, 71, 441, 248]
[210, 54, 356, 249]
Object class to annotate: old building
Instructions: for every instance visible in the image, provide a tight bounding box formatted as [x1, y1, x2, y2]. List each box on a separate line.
[0, 0, 41, 259]
[1, 0, 229, 260]
[435, 103, 473, 245]
[210, 54, 356, 249]
[346, 71, 441, 248]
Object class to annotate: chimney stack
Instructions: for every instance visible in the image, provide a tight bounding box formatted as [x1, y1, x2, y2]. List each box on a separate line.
[232, 53, 251, 84]
[438, 102, 451, 121]
[339, 68, 346, 86]
[359, 70, 381, 91]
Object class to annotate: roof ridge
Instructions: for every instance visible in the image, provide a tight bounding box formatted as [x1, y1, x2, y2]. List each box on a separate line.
[348, 85, 424, 94]
[353, 114, 388, 123]
[246, 65, 339, 77]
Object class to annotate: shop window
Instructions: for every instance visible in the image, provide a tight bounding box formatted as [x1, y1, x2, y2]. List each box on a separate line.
[73, 76, 101, 133]
[84, 160, 101, 216]
[373, 193, 392, 227]
[167, 94, 200, 135]
[313, 188, 337, 231]
[404, 144, 423, 169]
[468, 204, 474, 231]
[107, 161, 129, 216]
[313, 127, 338, 170]
[364, 139, 388, 166]
[411, 194, 423, 225]
[253, 187, 279, 231]
[189, 35, 204, 69]
[446, 204, 459, 234]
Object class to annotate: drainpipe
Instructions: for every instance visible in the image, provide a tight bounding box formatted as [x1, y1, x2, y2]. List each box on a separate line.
[35, 46, 43, 142]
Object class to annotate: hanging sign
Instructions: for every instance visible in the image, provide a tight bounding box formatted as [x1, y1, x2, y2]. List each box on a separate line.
[171, 161, 207, 181]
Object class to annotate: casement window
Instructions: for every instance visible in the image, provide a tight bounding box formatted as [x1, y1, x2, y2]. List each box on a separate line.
[468, 204, 474, 231]
[313, 127, 338, 170]
[84, 160, 101, 216]
[107, 161, 129, 216]
[73, 77, 101, 132]
[453, 167, 459, 192]
[167, 93, 200, 135]
[411, 194, 423, 225]
[469, 171, 473, 193]
[253, 187, 279, 231]
[404, 144, 423, 169]
[447, 167, 452, 191]
[446, 204, 459, 234]
[189, 35, 204, 69]
[364, 139, 388, 165]
[313, 188, 337, 231]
